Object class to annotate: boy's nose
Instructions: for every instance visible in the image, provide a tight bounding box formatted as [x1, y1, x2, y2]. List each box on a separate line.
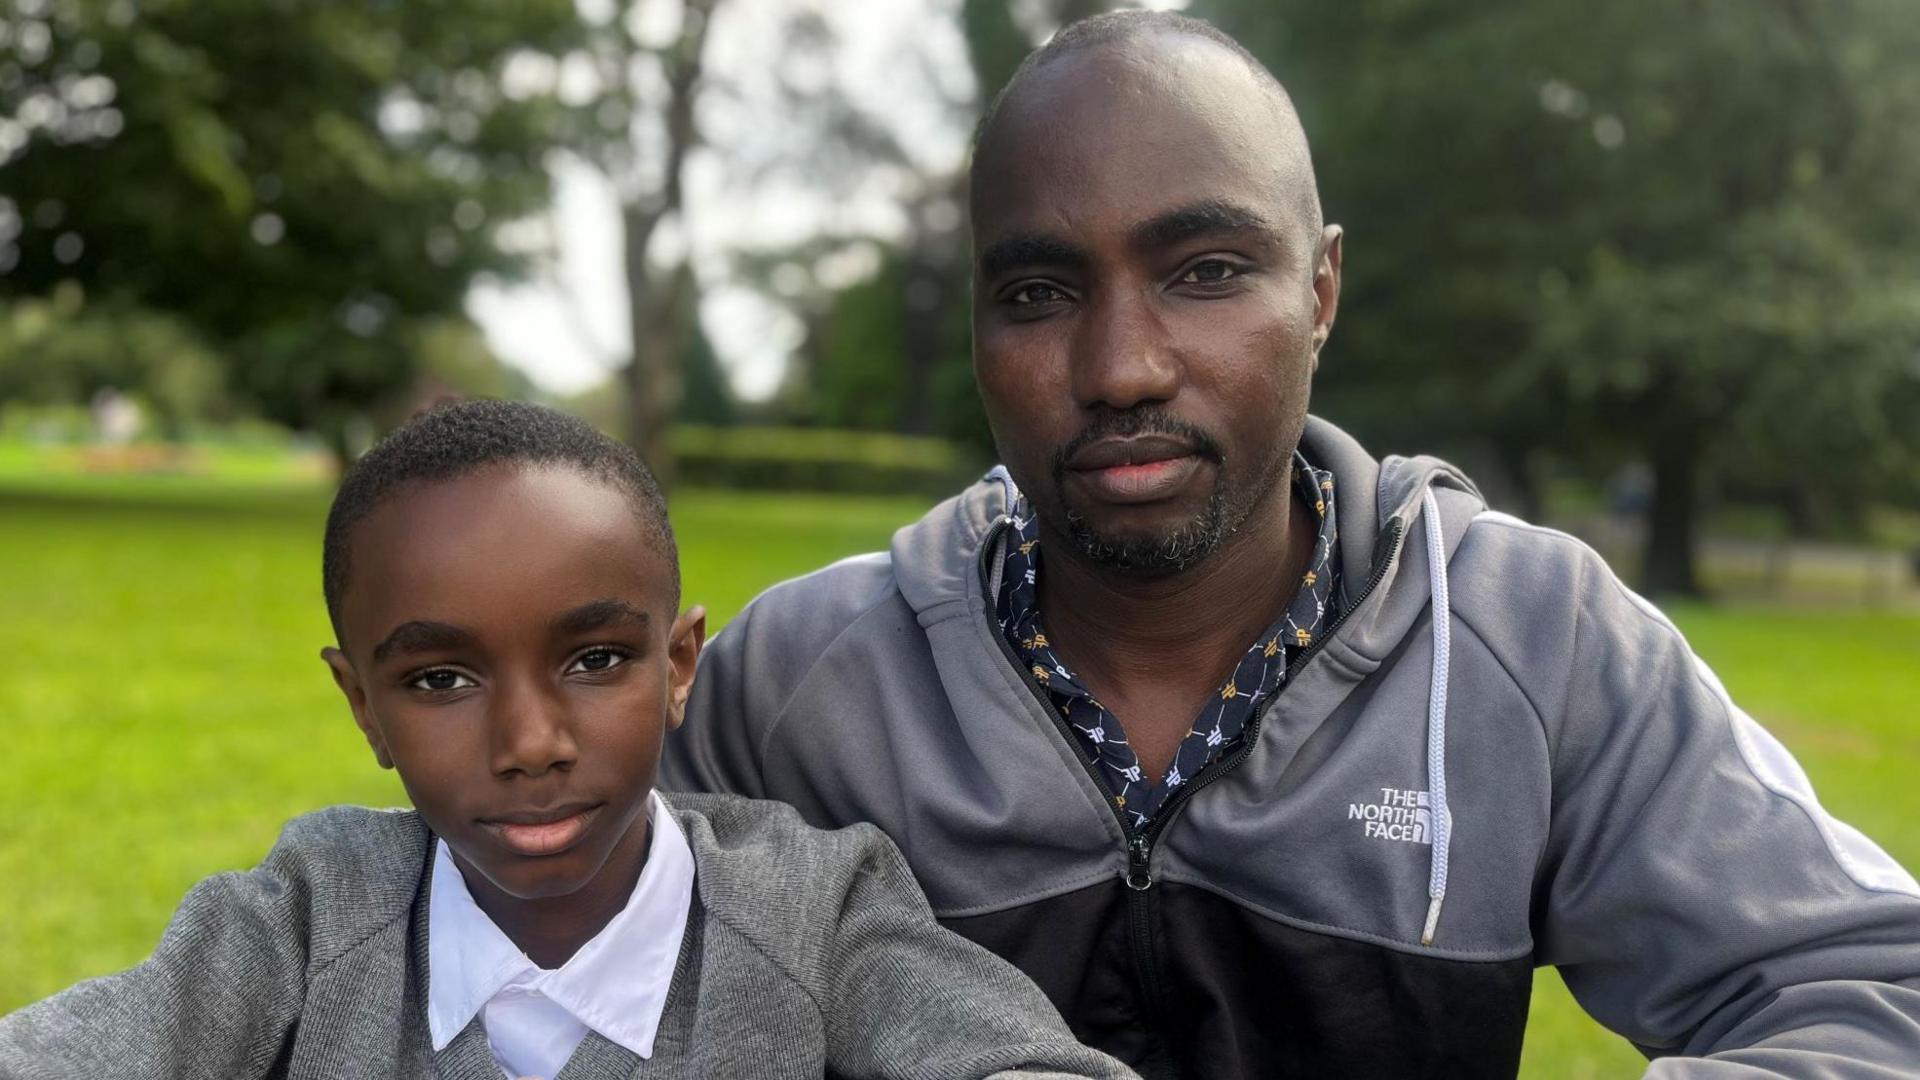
[487, 678, 579, 778]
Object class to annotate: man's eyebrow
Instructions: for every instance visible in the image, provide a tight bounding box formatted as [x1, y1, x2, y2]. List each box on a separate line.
[550, 598, 650, 637]
[371, 620, 475, 663]
[978, 232, 1090, 280]
[1129, 200, 1275, 251]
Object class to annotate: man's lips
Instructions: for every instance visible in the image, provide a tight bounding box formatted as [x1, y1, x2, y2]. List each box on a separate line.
[1063, 436, 1209, 504]
[478, 802, 603, 857]
[1063, 434, 1200, 472]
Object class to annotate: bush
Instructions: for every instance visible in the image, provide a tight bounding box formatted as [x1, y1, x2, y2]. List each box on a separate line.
[672, 425, 985, 497]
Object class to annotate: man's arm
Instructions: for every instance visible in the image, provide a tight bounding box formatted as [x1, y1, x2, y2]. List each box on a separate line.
[818, 825, 1138, 1080]
[0, 854, 308, 1079]
[1534, 547, 1920, 1076]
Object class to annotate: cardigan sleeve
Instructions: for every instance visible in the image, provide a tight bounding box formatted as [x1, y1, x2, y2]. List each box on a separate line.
[818, 824, 1138, 1080]
[0, 850, 310, 1079]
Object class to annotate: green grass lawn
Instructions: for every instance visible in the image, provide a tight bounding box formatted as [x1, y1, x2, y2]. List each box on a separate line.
[1, 475, 1915, 1077]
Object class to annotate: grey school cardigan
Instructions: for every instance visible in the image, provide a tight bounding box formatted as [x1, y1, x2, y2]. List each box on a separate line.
[0, 792, 1137, 1080]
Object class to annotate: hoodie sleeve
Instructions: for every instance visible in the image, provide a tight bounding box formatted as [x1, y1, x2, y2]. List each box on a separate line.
[818, 824, 1140, 1080]
[1534, 549, 1920, 1076]
[0, 843, 309, 1079]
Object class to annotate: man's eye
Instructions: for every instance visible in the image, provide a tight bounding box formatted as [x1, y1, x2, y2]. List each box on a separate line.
[1180, 260, 1241, 285]
[410, 669, 475, 692]
[1008, 282, 1067, 305]
[568, 648, 629, 674]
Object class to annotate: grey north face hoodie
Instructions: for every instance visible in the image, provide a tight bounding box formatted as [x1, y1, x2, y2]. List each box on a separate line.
[663, 416, 1920, 1078]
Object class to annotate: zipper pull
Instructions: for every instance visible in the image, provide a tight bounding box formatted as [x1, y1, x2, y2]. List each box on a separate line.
[1126, 833, 1154, 891]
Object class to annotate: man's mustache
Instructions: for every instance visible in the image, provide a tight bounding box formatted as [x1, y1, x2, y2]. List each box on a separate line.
[1049, 409, 1224, 481]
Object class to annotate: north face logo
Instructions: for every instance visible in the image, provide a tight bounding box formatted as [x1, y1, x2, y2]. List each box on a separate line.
[1349, 787, 1432, 844]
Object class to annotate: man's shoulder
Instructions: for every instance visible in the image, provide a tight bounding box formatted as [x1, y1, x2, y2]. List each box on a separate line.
[740, 550, 900, 627]
[1456, 509, 1608, 585]
[1447, 507, 1683, 701]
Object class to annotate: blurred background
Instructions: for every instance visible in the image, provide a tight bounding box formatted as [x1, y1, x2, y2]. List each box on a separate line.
[2, 0, 1916, 1073]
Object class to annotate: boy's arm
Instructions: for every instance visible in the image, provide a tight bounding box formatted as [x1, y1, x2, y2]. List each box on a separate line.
[819, 825, 1137, 1080]
[0, 854, 308, 1079]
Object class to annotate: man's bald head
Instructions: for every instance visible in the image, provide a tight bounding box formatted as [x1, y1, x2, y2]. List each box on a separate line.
[970, 10, 1322, 242]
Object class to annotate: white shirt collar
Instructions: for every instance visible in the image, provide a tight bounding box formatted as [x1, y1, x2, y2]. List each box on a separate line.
[427, 791, 695, 1074]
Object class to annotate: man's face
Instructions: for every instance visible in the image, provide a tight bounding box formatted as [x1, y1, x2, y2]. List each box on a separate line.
[971, 37, 1340, 574]
[323, 464, 701, 907]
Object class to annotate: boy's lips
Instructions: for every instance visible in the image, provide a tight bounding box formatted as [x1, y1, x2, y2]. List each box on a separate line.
[479, 802, 603, 857]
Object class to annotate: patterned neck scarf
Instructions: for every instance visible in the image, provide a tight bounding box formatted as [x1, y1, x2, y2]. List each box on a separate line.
[996, 453, 1342, 829]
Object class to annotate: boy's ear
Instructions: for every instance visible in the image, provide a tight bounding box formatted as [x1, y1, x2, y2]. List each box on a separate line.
[322, 645, 393, 769]
[664, 605, 707, 732]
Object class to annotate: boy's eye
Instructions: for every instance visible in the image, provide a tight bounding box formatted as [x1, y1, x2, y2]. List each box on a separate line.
[568, 648, 629, 674]
[410, 669, 475, 692]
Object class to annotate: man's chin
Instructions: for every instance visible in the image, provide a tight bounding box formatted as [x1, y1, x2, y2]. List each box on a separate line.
[1062, 496, 1228, 577]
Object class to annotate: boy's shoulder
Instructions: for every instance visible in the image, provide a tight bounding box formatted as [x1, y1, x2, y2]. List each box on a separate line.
[663, 792, 913, 953]
[256, 805, 432, 965]
[665, 791, 892, 885]
[270, 805, 432, 882]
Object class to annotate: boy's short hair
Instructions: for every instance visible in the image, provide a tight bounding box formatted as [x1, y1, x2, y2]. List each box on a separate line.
[322, 399, 678, 641]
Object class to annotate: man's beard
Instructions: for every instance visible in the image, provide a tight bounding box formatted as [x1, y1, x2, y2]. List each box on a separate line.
[1061, 487, 1229, 576]
[1045, 408, 1267, 578]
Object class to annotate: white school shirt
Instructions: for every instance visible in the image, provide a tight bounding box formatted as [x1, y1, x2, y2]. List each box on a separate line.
[426, 792, 695, 1080]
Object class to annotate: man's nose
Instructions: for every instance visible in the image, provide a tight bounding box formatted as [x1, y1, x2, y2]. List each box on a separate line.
[1070, 286, 1180, 411]
[487, 675, 578, 778]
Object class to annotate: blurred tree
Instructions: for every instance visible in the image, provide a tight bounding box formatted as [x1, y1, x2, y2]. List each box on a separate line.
[1202, 0, 1920, 594]
[781, 0, 1120, 450]
[0, 0, 578, 462]
[548, 0, 721, 487]
[0, 282, 224, 438]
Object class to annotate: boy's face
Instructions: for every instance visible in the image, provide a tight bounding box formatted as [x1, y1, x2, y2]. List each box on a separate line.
[321, 463, 702, 907]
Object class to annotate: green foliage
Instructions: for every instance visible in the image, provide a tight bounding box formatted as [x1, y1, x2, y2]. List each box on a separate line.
[1198, 0, 1920, 582]
[0, 284, 225, 436]
[961, 0, 1029, 106]
[815, 269, 911, 432]
[0, 0, 580, 445]
[673, 423, 981, 497]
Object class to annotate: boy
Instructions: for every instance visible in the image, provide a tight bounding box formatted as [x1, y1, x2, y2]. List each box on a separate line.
[0, 400, 1135, 1080]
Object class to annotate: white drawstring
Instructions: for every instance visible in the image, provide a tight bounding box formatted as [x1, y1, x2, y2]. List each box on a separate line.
[1420, 488, 1454, 946]
[985, 465, 1019, 515]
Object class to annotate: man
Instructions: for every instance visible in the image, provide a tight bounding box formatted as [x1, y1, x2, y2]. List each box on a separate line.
[663, 12, 1920, 1077]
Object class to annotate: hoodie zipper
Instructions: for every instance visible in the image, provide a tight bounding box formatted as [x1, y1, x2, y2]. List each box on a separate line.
[976, 514, 1406, 1018]
[1128, 518, 1407, 873]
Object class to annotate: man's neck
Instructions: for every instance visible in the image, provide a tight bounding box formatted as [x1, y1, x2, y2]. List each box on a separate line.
[1036, 478, 1316, 702]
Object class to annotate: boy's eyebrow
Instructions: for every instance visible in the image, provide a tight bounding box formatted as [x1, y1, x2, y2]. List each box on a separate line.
[371, 620, 475, 663]
[551, 598, 650, 637]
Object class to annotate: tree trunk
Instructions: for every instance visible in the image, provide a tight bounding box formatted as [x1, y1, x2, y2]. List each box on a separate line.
[615, 0, 718, 490]
[1492, 437, 1545, 523]
[1054, 0, 1105, 26]
[1642, 424, 1704, 597]
[623, 209, 676, 487]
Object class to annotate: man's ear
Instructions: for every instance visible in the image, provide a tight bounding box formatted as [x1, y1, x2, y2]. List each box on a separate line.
[322, 645, 393, 769]
[664, 605, 708, 733]
[1309, 224, 1344, 369]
